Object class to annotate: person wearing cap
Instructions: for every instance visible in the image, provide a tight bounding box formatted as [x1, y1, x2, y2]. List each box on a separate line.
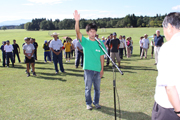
[4, 40, 14, 67]
[43, 40, 51, 63]
[110, 32, 121, 68]
[140, 34, 149, 59]
[23, 37, 36, 77]
[154, 30, 164, 65]
[12, 39, 21, 63]
[49, 32, 65, 74]
[0, 41, 6, 67]
[106, 34, 113, 66]
[152, 12, 180, 120]
[122, 36, 127, 56]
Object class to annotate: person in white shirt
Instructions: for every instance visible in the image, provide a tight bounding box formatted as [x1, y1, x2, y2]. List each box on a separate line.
[49, 32, 65, 74]
[139, 36, 144, 56]
[4, 40, 14, 67]
[140, 34, 149, 59]
[152, 12, 180, 120]
[119, 35, 125, 59]
[72, 38, 78, 66]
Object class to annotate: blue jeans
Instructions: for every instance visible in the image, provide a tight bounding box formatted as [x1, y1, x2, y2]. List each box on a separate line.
[53, 51, 64, 72]
[84, 70, 101, 105]
[44, 51, 51, 62]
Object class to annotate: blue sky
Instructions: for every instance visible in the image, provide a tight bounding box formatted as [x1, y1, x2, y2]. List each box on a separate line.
[1, 0, 180, 22]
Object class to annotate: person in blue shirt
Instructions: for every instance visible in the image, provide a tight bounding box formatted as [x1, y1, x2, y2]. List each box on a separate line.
[154, 30, 164, 65]
[0, 41, 6, 67]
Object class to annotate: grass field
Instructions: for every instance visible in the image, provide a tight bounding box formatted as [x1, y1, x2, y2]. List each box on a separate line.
[0, 28, 164, 120]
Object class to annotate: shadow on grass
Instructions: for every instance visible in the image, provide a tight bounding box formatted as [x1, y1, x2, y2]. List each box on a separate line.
[36, 67, 54, 70]
[36, 75, 67, 82]
[66, 68, 84, 72]
[95, 105, 151, 120]
[123, 65, 157, 71]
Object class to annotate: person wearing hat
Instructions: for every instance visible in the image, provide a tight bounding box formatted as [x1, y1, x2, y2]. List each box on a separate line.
[110, 32, 121, 68]
[23, 37, 36, 77]
[49, 32, 65, 74]
[12, 39, 21, 63]
[140, 34, 149, 59]
[4, 40, 14, 67]
[0, 41, 6, 67]
[43, 40, 51, 63]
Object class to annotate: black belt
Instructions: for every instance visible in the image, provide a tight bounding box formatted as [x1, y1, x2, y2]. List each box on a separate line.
[54, 50, 60, 52]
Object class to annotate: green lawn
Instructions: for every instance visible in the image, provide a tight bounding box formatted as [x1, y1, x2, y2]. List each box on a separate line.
[0, 28, 164, 120]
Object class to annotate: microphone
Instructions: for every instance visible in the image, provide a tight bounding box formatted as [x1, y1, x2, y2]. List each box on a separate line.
[95, 37, 102, 45]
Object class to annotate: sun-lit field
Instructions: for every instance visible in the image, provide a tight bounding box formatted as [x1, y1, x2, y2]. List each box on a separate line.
[0, 28, 164, 120]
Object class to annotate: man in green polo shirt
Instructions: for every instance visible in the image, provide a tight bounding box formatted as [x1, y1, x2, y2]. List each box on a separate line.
[74, 10, 106, 110]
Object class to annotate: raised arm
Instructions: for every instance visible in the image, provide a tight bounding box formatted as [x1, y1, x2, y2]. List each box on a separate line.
[73, 10, 82, 42]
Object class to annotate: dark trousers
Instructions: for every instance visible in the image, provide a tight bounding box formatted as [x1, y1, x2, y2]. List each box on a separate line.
[53, 51, 64, 72]
[71, 50, 75, 57]
[119, 48, 124, 59]
[106, 49, 110, 65]
[124, 48, 126, 56]
[34, 50, 37, 60]
[13, 51, 21, 63]
[6, 52, 14, 66]
[140, 47, 144, 56]
[75, 50, 83, 67]
[44, 51, 51, 62]
[66, 52, 71, 59]
[2, 52, 6, 67]
[152, 102, 180, 120]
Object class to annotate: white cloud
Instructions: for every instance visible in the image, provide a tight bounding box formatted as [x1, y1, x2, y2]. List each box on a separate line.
[27, 0, 63, 4]
[172, 5, 180, 10]
[22, 3, 34, 6]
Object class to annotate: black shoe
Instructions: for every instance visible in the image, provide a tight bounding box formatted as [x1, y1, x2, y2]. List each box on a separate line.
[76, 66, 78, 68]
[154, 63, 157, 65]
[27, 73, 30, 77]
[118, 66, 122, 68]
[106, 64, 109, 66]
[33, 72, 36, 76]
[12, 64, 14, 67]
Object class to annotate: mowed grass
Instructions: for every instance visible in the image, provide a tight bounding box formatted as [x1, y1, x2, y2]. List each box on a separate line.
[0, 28, 164, 120]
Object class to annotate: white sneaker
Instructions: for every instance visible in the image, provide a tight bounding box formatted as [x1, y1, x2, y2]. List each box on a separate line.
[66, 61, 68, 62]
[86, 105, 92, 110]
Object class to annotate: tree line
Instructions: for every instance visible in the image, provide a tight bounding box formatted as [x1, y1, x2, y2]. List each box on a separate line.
[22, 13, 166, 30]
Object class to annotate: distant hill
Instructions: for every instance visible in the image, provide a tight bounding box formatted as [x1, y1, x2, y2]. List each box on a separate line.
[0, 19, 31, 26]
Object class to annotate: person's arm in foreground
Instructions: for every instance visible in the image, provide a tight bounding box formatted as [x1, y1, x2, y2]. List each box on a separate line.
[73, 10, 82, 42]
[166, 86, 180, 117]
[100, 55, 104, 78]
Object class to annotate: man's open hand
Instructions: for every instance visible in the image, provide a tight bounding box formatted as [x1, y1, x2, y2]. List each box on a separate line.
[73, 10, 80, 21]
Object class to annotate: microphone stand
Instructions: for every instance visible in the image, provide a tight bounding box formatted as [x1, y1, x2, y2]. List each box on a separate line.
[95, 37, 123, 120]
